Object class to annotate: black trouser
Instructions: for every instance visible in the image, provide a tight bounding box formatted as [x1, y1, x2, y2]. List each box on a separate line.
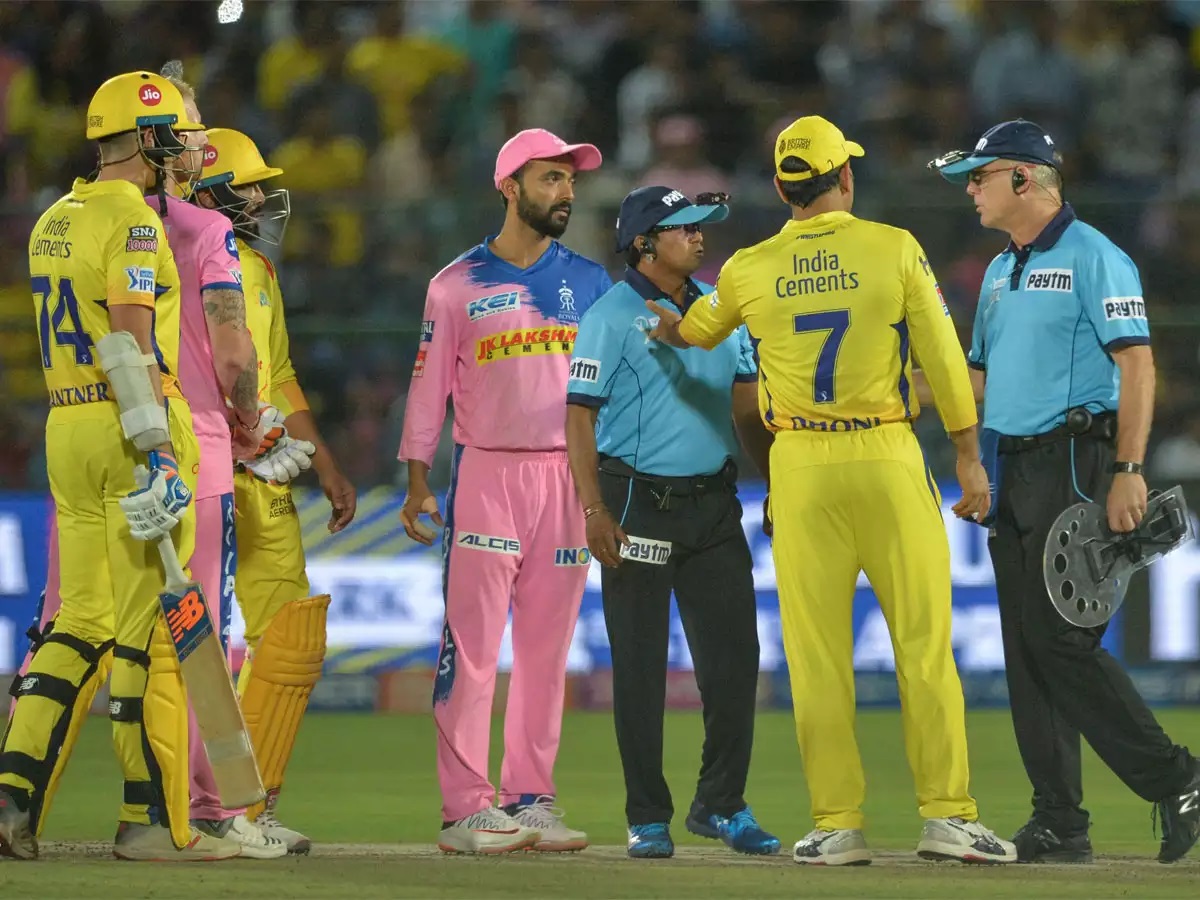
[598, 459, 760, 826]
[990, 434, 1194, 836]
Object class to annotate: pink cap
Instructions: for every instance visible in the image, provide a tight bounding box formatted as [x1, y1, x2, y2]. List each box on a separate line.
[493, 128, 603, 189]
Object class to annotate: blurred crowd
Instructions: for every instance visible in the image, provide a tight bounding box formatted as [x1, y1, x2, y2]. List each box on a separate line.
[3, 0, 1200, 490]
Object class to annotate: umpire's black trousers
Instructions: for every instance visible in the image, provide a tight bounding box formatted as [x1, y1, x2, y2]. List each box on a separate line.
[597, 458, 760, 826]
[990, 429, 1194, 836]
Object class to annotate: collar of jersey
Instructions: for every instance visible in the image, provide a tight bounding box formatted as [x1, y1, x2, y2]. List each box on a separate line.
[1005, 202, 1076, 255]
[481, 235, 559, 276]
[782, 210, 855, 232]
[72, 177, 145, 202]
[623, 266, 704, 312]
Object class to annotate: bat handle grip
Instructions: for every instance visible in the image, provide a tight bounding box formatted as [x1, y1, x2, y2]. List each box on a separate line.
[156, 535, 189, 588]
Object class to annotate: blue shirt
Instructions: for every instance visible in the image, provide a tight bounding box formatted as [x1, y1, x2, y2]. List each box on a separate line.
[566, 268, 758, 477]
[968, 204, 1150, 436]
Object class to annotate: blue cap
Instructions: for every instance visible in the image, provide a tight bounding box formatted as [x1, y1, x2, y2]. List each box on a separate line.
[931, 119, 1061, 183]
[614, 186, 729, 252]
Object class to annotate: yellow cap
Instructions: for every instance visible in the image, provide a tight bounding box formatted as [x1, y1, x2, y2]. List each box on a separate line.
[197, 128, 283, 186]
[774, 116, 864, 182]
[86, 71, 203, 141]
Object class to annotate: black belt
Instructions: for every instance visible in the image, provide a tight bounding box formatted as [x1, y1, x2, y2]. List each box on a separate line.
[997, 409, 1116, 455]
[598, 456, 736, 497]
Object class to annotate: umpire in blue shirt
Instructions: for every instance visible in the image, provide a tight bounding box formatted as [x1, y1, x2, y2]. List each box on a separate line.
[564, 186, 778, 860]
[931, 120, 1200, 864]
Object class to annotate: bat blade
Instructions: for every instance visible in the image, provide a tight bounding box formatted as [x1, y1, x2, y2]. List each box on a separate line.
[159, 580, 266, 808]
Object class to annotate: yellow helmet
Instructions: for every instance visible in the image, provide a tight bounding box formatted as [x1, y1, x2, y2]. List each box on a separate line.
[193, 128, 289, 246]
[86, 71, 203, 141]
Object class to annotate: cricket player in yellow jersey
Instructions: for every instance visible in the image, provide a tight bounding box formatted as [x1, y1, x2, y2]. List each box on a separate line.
[0, 71, 241, 861]
[190, 127, 357, 853]
[647, 116, 1017, 867]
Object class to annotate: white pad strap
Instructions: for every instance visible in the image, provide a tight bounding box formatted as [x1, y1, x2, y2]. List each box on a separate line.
[96, 331, 171, 452]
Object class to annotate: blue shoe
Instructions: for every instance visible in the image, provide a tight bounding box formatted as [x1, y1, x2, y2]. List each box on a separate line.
[627, 822, 674, 859]
[684, 803, 721, 840]
[717, 807, 781, 856]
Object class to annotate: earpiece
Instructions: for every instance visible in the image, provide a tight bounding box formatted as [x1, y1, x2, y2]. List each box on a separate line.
[1012, 168, 1028, 192]
[640, 235, 656, 259]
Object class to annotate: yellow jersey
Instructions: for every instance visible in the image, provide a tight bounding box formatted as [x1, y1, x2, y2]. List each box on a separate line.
[680, 211, 976, 435]
[30, 178, 184, 406]
[238, 240, 308, 417]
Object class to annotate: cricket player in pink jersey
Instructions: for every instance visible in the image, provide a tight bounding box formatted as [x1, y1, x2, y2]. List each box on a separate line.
[399, 129, 612, 854]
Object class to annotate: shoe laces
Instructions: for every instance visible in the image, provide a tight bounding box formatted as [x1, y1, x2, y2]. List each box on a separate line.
[256, 809, 283, 830]
[728, 807, 761, 834]
[517, 798, 566, 829]
[630, 823, 668, 840]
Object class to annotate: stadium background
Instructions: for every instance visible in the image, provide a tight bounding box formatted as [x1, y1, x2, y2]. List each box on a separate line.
[3, 0, 1200, 712]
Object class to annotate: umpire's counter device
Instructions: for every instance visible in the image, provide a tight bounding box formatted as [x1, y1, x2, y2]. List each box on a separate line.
[567, 267, 757, 481]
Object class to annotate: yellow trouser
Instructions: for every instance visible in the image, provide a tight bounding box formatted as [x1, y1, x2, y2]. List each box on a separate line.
[770, 424, 977, 831]
[0, 399, 196, 846]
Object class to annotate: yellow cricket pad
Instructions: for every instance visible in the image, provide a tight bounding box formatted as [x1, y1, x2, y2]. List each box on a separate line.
[113, 616, 190, 849]
[0, 627, 112, 836]
[239, 595, 329, 820]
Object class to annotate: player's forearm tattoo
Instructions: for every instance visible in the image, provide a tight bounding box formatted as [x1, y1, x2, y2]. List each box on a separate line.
[203, 288, 248, 331]
[231, 345, 258, 415]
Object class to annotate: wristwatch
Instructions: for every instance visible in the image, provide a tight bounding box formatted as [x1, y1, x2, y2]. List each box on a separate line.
[1111, 461, 1145, 476]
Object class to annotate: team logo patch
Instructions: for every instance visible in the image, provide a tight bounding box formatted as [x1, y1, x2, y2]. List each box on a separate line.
[138, 84, 162, 106]
[258, 290, 269, 307]
[619, 535, 672, 565]
[228, 268, 242, 286]
[125, 225, 158, 253]
[1024, 268, 1073, 292]
[568, 357, 600, 384]
[420, 320, 435, 342]
[708, 290, 720, 309]
[1103, 297, 1147, 321]
[466, 291, 520, 321]
[476, 327, 576, 364]
[124, 266, 155, 293]
[554, 547, 592, 566]
[412, 349, 427, 378]
[456, 532, 520, 555]
[225, 231, 239, 259]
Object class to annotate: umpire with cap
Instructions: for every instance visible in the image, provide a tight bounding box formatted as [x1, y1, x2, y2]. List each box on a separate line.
[930, 119, 1200, 864]
[564, 186, 778, 860]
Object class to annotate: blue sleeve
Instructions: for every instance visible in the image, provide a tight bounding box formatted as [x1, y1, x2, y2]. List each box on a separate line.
[1080, 245, 1150, 351]
[967, 282, 988, 371]
[733, 325, 757, 382]
[567, 306, 623, 407]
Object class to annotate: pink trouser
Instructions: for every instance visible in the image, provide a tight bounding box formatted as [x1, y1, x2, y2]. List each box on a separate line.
[16, 496, 239, 821]
[435, 447, 588, 823]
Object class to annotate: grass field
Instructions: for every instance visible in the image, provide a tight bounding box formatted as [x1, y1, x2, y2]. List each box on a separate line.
[3, 709, 1198, 898]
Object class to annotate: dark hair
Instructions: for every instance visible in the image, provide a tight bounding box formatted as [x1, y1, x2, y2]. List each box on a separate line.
[625, 242, 644, 268]
[778, 157, 844, 208]
[499, 162, 528, 209]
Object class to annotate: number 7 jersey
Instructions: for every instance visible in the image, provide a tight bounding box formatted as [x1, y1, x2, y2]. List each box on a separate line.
[30, 177, 184, 406]
[679, 211, 976, 435]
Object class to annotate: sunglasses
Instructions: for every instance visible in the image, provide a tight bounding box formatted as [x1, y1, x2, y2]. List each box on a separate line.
[651, 222, 704, 235]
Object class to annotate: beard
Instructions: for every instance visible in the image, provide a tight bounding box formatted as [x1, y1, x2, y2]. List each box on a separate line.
[517, 192, 571, 239]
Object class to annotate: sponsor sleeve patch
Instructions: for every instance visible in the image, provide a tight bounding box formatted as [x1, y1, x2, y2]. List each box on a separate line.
[1102, 296, 1146, 321]
[420, 320, 435, 342]
[568, 357, 601, 384]
[125, 225, 159, 253]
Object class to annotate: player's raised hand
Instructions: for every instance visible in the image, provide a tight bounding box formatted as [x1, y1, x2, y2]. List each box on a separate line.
[952, 455, 991, 524]
[585, 503, 631, 568]
[644, 300, 691, 348]
[401, 488, 443, 545]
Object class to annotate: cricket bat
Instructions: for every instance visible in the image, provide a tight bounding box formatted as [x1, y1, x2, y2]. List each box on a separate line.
[156, 530, 266, 808]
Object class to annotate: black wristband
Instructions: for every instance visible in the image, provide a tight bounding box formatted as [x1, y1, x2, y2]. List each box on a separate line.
[1111, 461, 1144, 476]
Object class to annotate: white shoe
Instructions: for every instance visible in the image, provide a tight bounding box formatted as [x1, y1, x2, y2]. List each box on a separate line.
[255, 808, 311, 855]
[192, 814, 289, 860]
[917, 817, 1018, 864]
[113, 822, 241, 861]
[509, 795, 588, 852]
[438, 806, 540, 854]
[792, 828, 871, 866]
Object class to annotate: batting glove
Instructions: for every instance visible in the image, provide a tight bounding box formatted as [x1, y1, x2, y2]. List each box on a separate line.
[120, 450, 192, 541]
[240, 404, 316, 484]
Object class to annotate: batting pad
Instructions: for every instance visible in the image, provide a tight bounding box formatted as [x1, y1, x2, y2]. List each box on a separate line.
[238, 594, 329, 820]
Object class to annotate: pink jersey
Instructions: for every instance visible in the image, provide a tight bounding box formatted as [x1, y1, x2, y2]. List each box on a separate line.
[152, 194, 244, 499]
[398, 239, 613, 466]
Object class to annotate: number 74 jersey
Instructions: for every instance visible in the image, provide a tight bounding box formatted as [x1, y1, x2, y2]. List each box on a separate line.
[30, 177, 185, 407]
[678, 211, 976, 435]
